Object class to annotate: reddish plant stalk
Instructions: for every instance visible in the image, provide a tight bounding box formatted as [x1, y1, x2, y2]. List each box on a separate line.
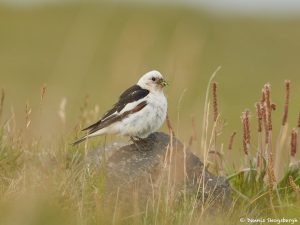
[267, 149, 276, 184]
[282, 80, 290, 126]
[212, 82, 218, 123]
[264, 84, 271, 110]
[256, 102, 263, 132]
[228, 131, 237, 150]
[291, 129, 298, 158]
[256, 152, 261, 168]
[211, 81, 221, 173]
[245, 111, 251, 145]
[256, 102, 264, 171]
[261, 105, 269, 144]
[271, 103, 277, 111]
[242, 110, 251, 155]
[264, 84, 273, 131]
[262, 84, 277, 186]
[267, 109, 273, 132]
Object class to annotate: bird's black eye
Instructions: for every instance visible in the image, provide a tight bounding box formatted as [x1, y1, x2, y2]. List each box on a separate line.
[151, 77, 156, 81]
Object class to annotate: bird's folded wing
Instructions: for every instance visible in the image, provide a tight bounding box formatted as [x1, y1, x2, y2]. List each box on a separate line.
[87, 101, 148, 134]
[82, 84, 149, 133]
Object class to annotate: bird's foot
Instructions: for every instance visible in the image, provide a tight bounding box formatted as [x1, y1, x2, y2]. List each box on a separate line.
[130, 137, 140, 151]
[130, 136, 148, 152]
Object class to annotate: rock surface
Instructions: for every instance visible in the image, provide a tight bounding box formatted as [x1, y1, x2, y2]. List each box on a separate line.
[90, 132, 232, 210]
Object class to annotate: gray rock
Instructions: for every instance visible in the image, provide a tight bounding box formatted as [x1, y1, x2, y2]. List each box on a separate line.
[90, 132, 232, 210]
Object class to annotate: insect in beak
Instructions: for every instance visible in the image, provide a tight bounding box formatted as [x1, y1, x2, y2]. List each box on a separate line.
[158, 78, 168, 87]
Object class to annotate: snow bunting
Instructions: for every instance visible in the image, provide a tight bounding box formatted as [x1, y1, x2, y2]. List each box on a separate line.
[73, 70, 168, 145]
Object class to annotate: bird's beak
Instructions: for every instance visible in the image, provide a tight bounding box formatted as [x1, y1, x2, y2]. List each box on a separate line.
[158, 78, 168, 87]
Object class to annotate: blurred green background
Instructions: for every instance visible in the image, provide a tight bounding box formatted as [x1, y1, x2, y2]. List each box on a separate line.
[1, 1, 300, 156]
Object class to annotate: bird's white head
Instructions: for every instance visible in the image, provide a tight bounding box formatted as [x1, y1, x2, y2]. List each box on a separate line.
[137, 70, 168, 92]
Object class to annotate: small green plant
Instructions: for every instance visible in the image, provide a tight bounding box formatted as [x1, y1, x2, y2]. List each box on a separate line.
[209, 78, 300, 219]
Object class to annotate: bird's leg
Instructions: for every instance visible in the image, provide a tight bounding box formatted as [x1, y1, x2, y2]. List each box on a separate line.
[138, 137, 147, 145]
[135, 137, 143, 141]
[135, 136, 150, 150]
[130, 136, 143, 152]
[130, 136, 137, 144]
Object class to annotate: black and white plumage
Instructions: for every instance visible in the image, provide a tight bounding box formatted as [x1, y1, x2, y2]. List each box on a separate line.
[73, 70, 168, 145]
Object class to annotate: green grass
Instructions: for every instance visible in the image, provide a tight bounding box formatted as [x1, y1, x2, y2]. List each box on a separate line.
[0, 74, 300, 224]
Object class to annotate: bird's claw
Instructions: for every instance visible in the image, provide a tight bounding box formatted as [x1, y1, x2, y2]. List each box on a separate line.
[130, 137, 148, 152]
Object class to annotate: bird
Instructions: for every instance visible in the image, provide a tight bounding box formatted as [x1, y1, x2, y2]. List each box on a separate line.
[73, 70, 168, 145]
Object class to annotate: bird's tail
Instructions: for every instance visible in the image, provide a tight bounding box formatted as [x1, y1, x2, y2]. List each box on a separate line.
[72, 128, 107, 146]
[72, 135, 88, 146]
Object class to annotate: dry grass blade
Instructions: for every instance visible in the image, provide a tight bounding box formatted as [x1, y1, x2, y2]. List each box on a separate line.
[0, 88, 5, 122]
[40, 84, 47, 102]
[275, 80, 290, 181]
[228, 131, 237, 150]
[25, 102, 32, 129]
[58, 97, 67, 126]
[166, 114, 175, 137]
[187, 116, 197, 149]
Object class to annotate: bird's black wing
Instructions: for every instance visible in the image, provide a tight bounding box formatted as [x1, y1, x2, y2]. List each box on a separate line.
[81, 85, 149, 133]
[72, 100, 147, 146]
